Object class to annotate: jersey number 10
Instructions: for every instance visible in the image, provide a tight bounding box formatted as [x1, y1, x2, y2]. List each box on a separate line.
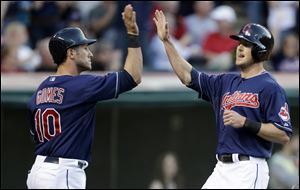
[34, 108, 62, 142]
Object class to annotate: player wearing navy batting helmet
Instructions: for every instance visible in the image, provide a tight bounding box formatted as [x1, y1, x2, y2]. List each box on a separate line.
[153, 10, 292, 189]
[27, 4, 143, 189]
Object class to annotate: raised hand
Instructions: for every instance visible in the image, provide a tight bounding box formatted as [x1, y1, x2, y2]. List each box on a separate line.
[122, 4, 139, 35]
[153, 10, 170, 42]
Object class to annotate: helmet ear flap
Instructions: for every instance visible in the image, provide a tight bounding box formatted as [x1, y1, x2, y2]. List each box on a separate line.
[251, 45, 268, 62]
[251, 46, 260, 62]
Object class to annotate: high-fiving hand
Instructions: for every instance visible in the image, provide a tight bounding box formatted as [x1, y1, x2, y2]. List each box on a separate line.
[122, 4, 139, 35]
[153, 10, 170, 42]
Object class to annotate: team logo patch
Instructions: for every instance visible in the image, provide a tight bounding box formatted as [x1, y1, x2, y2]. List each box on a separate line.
[278, 103, 290, 121]
[221, 91, 259, 110]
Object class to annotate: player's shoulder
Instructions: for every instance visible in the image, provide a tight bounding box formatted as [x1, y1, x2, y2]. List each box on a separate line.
[217, 71, 240, 80]
[76, 74, 98, 81]
[196, 69, 239, 81]
[262, 72, 282, 86]
[223, 71, 240, 78]
[261, 72, 285, 92]
[78, 72, 117, 81]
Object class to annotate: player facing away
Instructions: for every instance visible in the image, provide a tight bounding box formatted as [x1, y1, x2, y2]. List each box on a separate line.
[26, 4, 142, 189]
[153, 10, 293, 189]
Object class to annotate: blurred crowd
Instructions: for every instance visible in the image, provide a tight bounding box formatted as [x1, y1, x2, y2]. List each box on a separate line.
[1, 1, 299, 73]
[268, 133, 299, 189]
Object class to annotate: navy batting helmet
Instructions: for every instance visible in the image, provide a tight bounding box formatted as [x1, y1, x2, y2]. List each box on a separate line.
[49, 27, 96, 64]
[230, 23, 274, 62]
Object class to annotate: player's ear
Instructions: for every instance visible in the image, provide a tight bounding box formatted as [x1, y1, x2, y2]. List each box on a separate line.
[67, 48, 76, 59]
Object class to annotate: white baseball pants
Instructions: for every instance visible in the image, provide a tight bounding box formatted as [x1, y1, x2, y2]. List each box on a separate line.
[202, 155, 269, 189]
[27, 155, 88, 189]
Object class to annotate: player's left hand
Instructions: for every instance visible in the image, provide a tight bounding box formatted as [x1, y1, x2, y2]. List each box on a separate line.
[122, 4, 139, 36]
[223, 109, 246, 128]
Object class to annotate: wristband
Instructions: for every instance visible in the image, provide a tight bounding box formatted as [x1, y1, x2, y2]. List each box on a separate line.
[243, 118, 261, 134]
[128, 34, 140, 48]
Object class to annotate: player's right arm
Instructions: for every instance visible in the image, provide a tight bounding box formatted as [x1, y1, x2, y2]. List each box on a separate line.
[83, 5, 142, 103]
[122, 4, 143, 85]
[153, 10, 192, 85]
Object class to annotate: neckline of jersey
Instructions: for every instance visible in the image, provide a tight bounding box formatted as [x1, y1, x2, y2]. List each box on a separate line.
[240, 70, 268, 80]
[48, 75, 75, 77]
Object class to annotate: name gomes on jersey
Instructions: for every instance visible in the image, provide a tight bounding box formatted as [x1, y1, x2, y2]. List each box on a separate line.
[222, 91, 259, 110]
[36, 87, 65, 105]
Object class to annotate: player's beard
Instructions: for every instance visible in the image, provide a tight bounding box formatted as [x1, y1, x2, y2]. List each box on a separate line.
[237, 62, 252, 70]
[77, 60, 92, 72]
[236, 57, 254, 70]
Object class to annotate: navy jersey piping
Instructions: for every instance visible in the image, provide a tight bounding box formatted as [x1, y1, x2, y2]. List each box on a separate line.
[274, 122, 292, 132]
[198, 72, 203, 99]
[114, 72, 119, 98]
[66, 169, 69, 189]
[253, 164, 258, 188]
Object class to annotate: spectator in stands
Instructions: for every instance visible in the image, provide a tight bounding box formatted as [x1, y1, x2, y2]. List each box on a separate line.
[267, 1, 299, 53]
[2, 1, 31, 27]
[64, 8, 82, 28]
[268, 133, 299, 189]
[244, 1, 268, 26]
[56, 1, 82, 28]
[151, 1, 188, 43]
[91, 40, 121, 71]
[1, 21, 40, 73]
[88, 1, 117, 40]
[29, 1, 62, 48]
[271, 33, 299, 72]
[149, 152, 184, 189]
[201, 5, 238, 71]
[184, 1, 217, 48]
[34, 37, 56, 72]
[178, 1, 195, 17]
[1, 1, 10, 28]
[150, 12, 197, 71]
[183, 1, 218, 68]
[75, 1, 99, 23]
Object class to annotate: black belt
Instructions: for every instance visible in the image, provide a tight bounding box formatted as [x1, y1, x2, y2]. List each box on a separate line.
[44, 156, 86, 169]
[218, 154, 250, 163]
